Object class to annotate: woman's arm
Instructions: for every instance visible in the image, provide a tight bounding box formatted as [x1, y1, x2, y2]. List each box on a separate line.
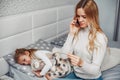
[62, 20, 80, 54]
[68, 33, 108, 76]
[62, 34, 74, 53]
[80, 33, 107, 75]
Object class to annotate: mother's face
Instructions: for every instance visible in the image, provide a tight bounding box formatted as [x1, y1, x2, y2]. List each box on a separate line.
[76, 8, 89, 28]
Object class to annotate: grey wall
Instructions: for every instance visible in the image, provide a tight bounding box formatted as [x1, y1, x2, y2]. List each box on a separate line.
[96, 0, 118, 41]
[0, 0, 78, 57]
[0, 0, 119, 57]
[0, 0, 78, 17]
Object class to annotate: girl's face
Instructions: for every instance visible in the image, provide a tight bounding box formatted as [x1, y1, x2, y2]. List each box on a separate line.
[76, 8, 89, 28]
[18, 51, 31, 65]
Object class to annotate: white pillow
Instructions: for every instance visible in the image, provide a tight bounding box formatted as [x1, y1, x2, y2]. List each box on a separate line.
[0, 75, 14, 80]
[0, 57, 9, 76]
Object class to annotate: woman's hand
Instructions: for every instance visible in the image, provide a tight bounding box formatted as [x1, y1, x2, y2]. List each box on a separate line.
[67, 54, 83, 67]
[69, 20, 80, 36]
[32, 70, 43, 77]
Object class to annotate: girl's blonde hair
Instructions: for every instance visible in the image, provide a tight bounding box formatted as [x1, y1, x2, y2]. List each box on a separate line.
[74, 0, 107, 53]
[14, 48, 37, 63]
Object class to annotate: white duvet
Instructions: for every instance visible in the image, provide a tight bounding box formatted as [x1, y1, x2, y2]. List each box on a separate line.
[0, 75, 14, 80]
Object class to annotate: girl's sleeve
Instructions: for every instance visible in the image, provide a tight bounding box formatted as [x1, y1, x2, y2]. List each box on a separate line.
[61, 33, 75, 54]
[35, 51, 52, 76]
[81, 33, 108, 76]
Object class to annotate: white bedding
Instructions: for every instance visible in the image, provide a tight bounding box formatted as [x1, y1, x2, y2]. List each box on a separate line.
[0, 75, 14, 80]
[9, 66, 46, 80]
[3, 38, 120, 80]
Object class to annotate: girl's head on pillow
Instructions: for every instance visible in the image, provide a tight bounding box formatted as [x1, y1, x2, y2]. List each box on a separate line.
[14, 48, 37, 65]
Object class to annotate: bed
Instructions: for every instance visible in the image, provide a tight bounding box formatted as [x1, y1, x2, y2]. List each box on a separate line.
[3, 35, 120, 80]
[3, 39, 54, 80]
[0, 57, 14, 80]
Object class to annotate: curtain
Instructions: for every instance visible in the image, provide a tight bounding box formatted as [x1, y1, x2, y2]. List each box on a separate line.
[113, 0, 120, 41]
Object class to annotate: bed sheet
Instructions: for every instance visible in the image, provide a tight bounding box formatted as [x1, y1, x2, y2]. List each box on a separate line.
[0, 75, 14, 80]
[4, 38, 120, 80]
[8, 65, 120, 80]
[9, 66, 46, 80]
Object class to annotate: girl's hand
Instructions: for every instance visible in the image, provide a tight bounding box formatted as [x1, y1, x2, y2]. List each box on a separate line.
[69, 20, 80, 36]
[45, 73, 52, 80]
[32, 70, 43, 77]
[67, 54, 83, 66]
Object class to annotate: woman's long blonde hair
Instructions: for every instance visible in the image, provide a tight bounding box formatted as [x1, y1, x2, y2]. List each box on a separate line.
[74, 0, 107, 53]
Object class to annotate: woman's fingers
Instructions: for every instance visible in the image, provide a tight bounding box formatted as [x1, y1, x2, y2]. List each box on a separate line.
[71, 61, 78, 66]
[68, 54, 78, 59]
[71, 20, 76, 25]
[67, 54, 80, 66]
[70, 20, 80, 35]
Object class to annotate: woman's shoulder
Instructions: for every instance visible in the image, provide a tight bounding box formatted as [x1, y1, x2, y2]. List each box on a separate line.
[96, 32, 108, 42]
[96, 31, 105, 36]
[96, 32, 107, 38]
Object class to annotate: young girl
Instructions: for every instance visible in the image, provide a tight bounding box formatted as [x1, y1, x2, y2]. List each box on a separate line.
[14, 48, 52, 78]
[54, 0, 120, 80]
[14, 48, 71, 80]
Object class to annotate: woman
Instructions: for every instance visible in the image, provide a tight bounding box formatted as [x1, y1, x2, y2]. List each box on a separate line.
[54, 0, 120, 80]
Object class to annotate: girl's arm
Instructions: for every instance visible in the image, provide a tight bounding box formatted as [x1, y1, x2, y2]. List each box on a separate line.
[35, 51, 52, 76]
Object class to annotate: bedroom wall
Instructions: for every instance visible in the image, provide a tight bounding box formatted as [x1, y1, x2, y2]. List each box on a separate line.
[0, 0, 78, 57]
[95, 0, 118, 41]
[0, 0, 118, 57]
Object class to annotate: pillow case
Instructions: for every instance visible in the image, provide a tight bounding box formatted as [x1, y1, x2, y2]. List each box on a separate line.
[4, 51, 35, 77]
[0, 75, 14, 80]
[27, 39, 54, 51]
[50, 34, 68, 47]
[0, 58, 9, 76]
[4, 39, 54, 77]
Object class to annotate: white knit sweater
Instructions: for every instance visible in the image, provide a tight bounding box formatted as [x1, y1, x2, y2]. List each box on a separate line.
[54, 28, 120, 79]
